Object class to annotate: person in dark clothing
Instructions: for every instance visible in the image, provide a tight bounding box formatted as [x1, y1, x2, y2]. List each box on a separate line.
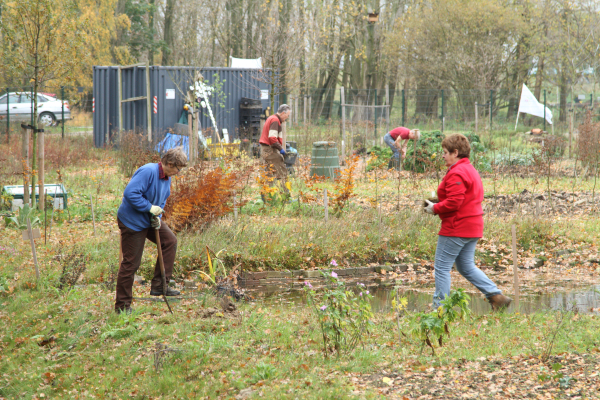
[114, 147, 187, 314]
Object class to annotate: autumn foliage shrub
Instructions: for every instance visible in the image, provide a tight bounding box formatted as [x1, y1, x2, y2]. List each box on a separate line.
[163, 163, 251, 232]
[331, 154, 358, 215]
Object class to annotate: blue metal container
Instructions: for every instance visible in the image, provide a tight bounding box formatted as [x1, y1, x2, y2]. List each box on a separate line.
[92, 66, 278, 148]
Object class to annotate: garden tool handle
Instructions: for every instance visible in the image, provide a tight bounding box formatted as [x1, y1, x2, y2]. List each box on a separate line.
[153, 216, 173, 314]
[152, 217, 167, 294]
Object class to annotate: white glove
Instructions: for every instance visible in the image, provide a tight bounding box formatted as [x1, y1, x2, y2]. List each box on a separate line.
[424, 200, 435, 215]
[149, 205, 164, 216]
[151, 216, 161, 229]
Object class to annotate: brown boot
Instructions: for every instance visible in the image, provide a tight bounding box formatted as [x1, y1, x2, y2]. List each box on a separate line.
[488, 294, 512, 311]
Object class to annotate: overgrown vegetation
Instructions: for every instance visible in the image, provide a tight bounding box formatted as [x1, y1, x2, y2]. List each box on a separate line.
[0, 127, 599, 397]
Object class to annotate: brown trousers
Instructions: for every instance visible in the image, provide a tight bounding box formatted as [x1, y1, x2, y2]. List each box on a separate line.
[260, 144, 287, 184]
[115, 218, 177, 311]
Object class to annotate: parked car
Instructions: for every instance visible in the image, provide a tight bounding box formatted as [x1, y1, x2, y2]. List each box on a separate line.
[0, 92, 71, 127]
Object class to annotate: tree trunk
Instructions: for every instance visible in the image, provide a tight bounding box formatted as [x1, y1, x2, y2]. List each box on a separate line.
[278, 0, 290, 104]
[245, 0, 254, 59]
[559, 66, 568, 122]
[162, 0, 176, 65]
[148, 0, 155, 63]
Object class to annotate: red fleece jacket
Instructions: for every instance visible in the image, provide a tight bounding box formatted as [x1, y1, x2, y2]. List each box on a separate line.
[259, 114, 283, 150]
[433, 158, 484, 238]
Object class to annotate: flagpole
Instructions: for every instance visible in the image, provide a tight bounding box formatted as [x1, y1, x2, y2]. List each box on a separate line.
[515, 112, 519, 131]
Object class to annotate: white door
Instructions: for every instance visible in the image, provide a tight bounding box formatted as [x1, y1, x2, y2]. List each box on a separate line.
[0, 93, 22, 121]
[15, 93, 35, 123]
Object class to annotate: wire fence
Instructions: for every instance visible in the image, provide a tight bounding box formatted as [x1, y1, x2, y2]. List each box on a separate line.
[2, 85, 594, 156]
[284, 87, 596, 156]
[287, 87, 595, 129]
[0, 86, 93, 141]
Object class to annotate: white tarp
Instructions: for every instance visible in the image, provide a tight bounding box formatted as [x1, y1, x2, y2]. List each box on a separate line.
[230, 57, 262, 69]
[518, 83, 552, 124]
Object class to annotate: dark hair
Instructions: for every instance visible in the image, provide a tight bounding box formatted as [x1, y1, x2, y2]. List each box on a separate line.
[441, 134, 470, 159]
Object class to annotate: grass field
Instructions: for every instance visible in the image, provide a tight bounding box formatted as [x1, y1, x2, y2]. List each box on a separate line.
[1, 128, 599, 398]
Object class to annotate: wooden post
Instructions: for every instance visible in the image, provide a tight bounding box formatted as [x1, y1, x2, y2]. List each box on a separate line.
[341, 87, 346, 162]
[323, 188, 328, 223]
[44, 190, 47, 245]
[38, 126, 44, 211]
[412, 136, 417, 172]
[145, 61, 152, 142]
[282, 121, 287, 150]
[118, 67, 123, 131]
[289, 98, 293, 128]
[385, 84, 390, 134]
[475, 103, 478, 133]
[303, 96, 307, 125]
[90, 194, 96, 236]
[188, 110, 195, 164]
[511, 224, 520, 310]
[27, 218, 40, 281]
[48, 201, 55, 240]
[21, 124, 30, 205]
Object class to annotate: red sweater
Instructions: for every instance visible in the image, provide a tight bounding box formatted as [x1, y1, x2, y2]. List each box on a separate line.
[433, 158, 484, 238]
[259, 114, 283, 150]
[389, 127, 410, 140]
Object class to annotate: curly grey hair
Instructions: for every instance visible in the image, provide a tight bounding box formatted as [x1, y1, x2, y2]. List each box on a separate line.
[161, 146, 188, 167]
[277, 104, 291, 114]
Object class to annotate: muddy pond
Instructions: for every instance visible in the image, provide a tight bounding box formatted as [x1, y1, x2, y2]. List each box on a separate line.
[250, 279, 600, 315]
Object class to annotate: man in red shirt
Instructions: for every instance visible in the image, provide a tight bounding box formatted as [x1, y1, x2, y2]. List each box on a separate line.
[384, 127, 420, 169]
[259, 104, 291, 194]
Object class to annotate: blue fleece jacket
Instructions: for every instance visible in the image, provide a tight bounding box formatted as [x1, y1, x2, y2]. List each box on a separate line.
[117, 163, 171, 231]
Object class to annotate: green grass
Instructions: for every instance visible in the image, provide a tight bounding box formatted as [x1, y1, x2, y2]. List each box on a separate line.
[0, 285, 598, 399]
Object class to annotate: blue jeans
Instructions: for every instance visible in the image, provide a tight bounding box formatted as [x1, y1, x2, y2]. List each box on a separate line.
[433, 236, 502, 308]
[383, 133, 400, 159]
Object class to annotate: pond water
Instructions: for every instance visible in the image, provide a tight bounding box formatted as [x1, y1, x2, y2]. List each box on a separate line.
[252, 281, 600, 315]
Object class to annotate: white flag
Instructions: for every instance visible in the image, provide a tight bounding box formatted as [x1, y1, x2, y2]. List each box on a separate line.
[518, 84, 552, 124]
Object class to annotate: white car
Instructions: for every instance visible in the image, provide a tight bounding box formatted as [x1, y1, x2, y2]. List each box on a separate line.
[0, 92, 71, 127]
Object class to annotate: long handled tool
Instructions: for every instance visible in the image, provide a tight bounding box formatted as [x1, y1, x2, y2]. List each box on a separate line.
[153, 216, 173, 314]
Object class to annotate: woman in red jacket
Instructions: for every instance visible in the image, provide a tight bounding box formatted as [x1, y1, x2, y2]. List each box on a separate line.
[424, 134, 512, 311]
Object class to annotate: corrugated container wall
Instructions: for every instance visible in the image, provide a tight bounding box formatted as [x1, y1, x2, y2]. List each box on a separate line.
[93, 66, 278, 148]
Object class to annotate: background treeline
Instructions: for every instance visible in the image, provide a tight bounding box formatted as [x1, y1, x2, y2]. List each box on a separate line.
[1, 0, 599, 122]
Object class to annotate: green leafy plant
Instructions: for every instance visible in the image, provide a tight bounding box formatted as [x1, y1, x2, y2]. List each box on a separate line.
[366, 145, 392, 171]
[403, 130, 445, 173]
[196, 245, 228, 285]
[0, 275, 11, 294]
[391, 286, 408, 344]
[252, 362, 277, 382]
[101, 312, 139, 341]
[409, 289, 471, 355]
[4, 204, 40, 231]
[0, 193, 13, 211]
[537, 363, 574, 388]
[304, 269, 374, 357]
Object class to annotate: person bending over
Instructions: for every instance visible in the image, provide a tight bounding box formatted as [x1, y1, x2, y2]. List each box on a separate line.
[114, 147, 187, 314]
